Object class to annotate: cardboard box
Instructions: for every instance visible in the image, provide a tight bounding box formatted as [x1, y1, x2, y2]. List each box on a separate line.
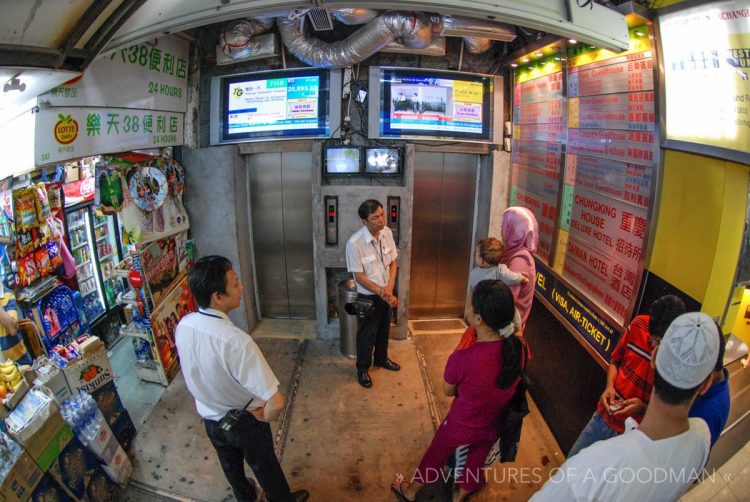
[0, 452, 43, 502]
[62, 338, 114, 394]
[111, 410, 136, 452]
[46, 436, 99, 500]
[90, 381, 125, 428]
[3, 370, 37, 410]
[85, 465, 114, 502]
[33, 363, 71, 405]
[30, 472, 74, 502]
[7, 394, 74, 472]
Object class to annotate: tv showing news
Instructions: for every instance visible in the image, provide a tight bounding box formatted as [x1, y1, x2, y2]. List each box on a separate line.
[368, 67, 501, 143]
[210, 68, 341, 144]
[324, 146, 362, 175]
[365, 147, 401, 175]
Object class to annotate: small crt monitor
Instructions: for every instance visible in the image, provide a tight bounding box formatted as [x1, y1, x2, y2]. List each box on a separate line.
[365, 147, 401, 175]
[324, 146, 362, 175]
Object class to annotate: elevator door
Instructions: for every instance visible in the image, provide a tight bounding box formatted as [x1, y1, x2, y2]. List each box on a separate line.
[248, 152, 315, 319]
[410, 153, 477, 318]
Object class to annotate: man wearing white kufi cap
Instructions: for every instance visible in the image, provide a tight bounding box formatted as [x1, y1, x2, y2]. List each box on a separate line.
[531, 312, 719, 502]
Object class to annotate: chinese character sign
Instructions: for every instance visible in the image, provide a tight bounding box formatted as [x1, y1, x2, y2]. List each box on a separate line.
[41, 35, 188, 113]
[35, 107, 184, 165]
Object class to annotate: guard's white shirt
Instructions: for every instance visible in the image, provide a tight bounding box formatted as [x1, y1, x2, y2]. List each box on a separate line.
[175, 308, 279, 421]
[345, 225, 398, 294]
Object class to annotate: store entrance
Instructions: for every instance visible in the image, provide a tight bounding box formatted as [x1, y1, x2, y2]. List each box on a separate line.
[409, 152, 477, 318]
[247, 152, 316, 319]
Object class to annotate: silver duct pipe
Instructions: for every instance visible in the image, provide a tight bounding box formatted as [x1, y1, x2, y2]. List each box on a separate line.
[437, 15, 516, 41]
[277, 11, 433, 68]
[330, 8, 380, 25]
[221, 18, 276, 59]
[464, 37, 493, 54]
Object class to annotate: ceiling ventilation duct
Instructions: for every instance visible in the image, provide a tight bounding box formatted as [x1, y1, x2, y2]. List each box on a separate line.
[307, 8, 334, 31]
[277, 11, 434, 68]
[330, 8, 381, 25]
[221, 18, 276, 59]
[436, 16, 516, 42]
[464, 37, 493, 54]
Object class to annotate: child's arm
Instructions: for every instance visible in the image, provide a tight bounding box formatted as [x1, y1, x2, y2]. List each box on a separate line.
[512, 308, 522, 334]
[497, 263, 528, 286]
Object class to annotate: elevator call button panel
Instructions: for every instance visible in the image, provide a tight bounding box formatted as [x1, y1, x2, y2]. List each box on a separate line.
[325, 195, 338, 246]
[387, 196, 400, 245]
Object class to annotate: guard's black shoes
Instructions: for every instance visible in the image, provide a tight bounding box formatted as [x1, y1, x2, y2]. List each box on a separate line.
[375, 359, 401, 372]
[291, 489, 310, 502]
[357, 369, 373, 388]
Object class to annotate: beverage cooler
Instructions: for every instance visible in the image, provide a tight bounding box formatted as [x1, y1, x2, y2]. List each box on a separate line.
[65, 202, 126, 346]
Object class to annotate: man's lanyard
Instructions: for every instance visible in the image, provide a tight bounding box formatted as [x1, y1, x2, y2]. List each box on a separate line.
[371, 239, 386, 271]
[198, 309, 222, 319]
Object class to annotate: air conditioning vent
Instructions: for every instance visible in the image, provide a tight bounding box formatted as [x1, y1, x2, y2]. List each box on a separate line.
[307, 8, 333, 31]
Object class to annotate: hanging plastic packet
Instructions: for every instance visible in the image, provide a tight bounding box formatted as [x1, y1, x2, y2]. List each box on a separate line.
[34, 183, 51, 222]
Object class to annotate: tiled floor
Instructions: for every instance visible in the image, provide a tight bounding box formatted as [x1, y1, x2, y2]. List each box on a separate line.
[681, 441, 750, 501]
[108, 336, 166, 430]
[108, 324, 750, 501]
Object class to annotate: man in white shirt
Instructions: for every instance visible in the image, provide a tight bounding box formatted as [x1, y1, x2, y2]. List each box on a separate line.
[345, 199, 400, 388]
[176, 256, 308, 502]
[531, 312, 720, 502]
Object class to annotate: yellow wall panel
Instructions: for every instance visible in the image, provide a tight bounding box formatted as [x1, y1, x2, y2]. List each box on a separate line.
[703, 165, 748, 318]
[649, 150, 737, 301]
[650, 150, 748, 311]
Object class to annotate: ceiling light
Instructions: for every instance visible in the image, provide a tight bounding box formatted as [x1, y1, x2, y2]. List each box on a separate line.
[635, 31, 644, 37]
[522, 57, 529, 63]
[535, 52, 543, 57]
[510, 63, 518, 67]
[569, 39, 577, 44]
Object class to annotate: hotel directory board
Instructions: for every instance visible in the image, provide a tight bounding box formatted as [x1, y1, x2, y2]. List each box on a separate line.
[564, 27, 656, 326]
[511, 63, 565, 264]
[512, 26, 658, 359]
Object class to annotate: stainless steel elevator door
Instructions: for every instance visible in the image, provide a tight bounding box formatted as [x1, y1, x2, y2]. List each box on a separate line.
[409, 153, 477, 319]
[248, 152, 316, 319]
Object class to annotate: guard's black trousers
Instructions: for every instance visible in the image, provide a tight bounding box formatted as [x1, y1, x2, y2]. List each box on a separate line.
[205, 412, 293, 502]
[356, 294, 392, 370]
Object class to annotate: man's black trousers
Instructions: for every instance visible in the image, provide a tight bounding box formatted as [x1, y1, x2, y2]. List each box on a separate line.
[356, 294, 392, 370]
[204, 411, 293, 502]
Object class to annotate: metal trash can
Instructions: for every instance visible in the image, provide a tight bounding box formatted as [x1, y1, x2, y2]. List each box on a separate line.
[338, 278, 359, 359]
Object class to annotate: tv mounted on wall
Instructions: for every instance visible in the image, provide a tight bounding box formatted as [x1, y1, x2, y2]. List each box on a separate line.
[210, 68, 342, 144]
[365, 147, 401, 175]
[324, 146, 362, 175]
[368, 67, 502, 144]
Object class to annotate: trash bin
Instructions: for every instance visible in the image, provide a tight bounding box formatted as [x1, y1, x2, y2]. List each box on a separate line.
[338, 278, 359, 359]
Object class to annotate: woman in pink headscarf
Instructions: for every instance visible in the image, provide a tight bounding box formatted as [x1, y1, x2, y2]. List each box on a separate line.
[500, 206, 539, 333]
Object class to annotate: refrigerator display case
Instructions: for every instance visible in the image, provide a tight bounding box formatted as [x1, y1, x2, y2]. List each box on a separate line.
[65, 202, 126, 345]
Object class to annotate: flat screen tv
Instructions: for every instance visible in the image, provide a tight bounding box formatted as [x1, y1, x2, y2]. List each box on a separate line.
[368, 67, 501, 143]
[210, 68, 341, 144]
[324, 146, 362, 175]
[365, 147, 401, 175]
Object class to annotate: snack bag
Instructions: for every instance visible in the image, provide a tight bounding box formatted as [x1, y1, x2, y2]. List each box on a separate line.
[34, 183, 51, 221]
[18, 256, 39, 286]
[46, 181, 63, 219]
[47, 240, 64, 270]
[13, 187, 38, 230]
[15, 230, 35, 256]
[35, 247, 51, 276]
